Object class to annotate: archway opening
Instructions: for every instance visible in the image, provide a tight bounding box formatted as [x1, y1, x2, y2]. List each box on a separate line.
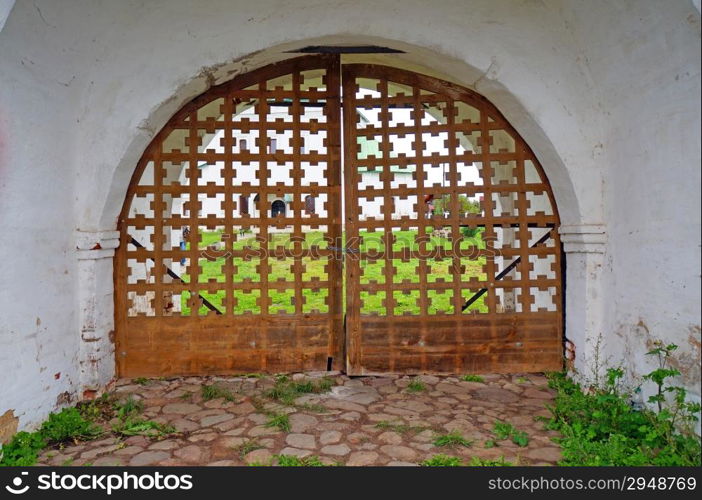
[115, 55, 563, 377]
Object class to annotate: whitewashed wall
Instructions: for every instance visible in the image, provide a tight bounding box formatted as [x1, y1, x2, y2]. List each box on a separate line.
[0, 0, 699, 433]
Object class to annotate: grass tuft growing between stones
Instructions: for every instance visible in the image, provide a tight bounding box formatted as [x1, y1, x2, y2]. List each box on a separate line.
[468, 456, 514, 466]
[275, 454, 329, 466]
[461, 374, 485, 383]
[264, 413, 290, 432]
[375, 420, 431, 435]
[420, 454, 463, 466]
[433, 431, 473, 448]
[201, 383, 237, 402]
[236, 438, 264, 458]
[265, 375, 334, 405]
[406, 379, 426, 393]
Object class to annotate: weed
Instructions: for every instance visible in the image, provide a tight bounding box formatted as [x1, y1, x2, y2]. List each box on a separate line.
[201, 383, 236, 402]
[133, 377, 149, 386]
[461, 374, 485, 383]
[179, 392, 193, 401]
[40, 408, 103, 444]
[112, 418, 176, 438]
[468, 456, 514, 466]
[265, 376, 333, 406]
[265, 413, 290, 432]
[0, 432, 47, 466]
[406, 379, 426, 393]
[236, 439, 264, 458]
[420, 454, 463, 466]
[275, 454, 328, 466]
[545, 344, 701, 466]
[76, 392, 116, 421]
[492, 420, 529, 447]
[114, 396, 144, 420]
[484, 439, 497, 448]
[516, 377, 530, 384]
[433, 431, 473, 448]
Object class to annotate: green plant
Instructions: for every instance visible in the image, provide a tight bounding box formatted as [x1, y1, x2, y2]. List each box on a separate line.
[469, 456, 514, 466]
[461, 374, 484, 383]
[265, 376, 333, 406]
[406, 379, 426, 393]
[114, 396, 144, 420]
[0, 431, 47, 466]
[516, 377, 529, 384]
[201, 383, 236, 402]
[77, 392, 116, 421]
[275, 454, 328, 466]
[433, 431, 473, 448]
[39, 408, 103, 444]
[545, 346, 702, 466]
[492, 420, 529, 447]
[265, 413, 290, 432]
[484, 439, 497, 448]
[236, 439, 264, 458]
[421, 454, 463, 466]
[133, 377, 149, 386]
[179, 392, 193, 401]
[112, 418, 175, 438]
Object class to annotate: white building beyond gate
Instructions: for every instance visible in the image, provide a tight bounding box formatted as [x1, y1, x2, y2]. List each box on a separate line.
[0, 0, 699, 434]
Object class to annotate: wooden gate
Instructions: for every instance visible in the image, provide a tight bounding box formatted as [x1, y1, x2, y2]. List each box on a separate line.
[116, 56, 562, 377]
[342, 64, 562, 375]
[115, 56, 343, 376]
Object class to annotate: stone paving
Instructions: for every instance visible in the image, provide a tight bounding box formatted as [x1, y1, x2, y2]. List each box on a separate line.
[36, 373, 562, 466]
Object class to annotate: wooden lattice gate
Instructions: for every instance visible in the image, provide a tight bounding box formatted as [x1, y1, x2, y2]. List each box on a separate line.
[115, 56, 562, 377]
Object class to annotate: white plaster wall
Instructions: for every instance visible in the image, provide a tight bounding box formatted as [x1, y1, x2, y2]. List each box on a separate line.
[0, 0, 698, 431]
[562, 1, 701, 399]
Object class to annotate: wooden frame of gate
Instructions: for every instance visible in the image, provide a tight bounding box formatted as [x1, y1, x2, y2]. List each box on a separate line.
[342, 64, 562, 375]
[115, 55, 563, 377]
[115, 56, 343, 377]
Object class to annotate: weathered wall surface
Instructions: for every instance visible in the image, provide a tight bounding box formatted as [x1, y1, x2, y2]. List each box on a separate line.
[0, 0, 699, 431]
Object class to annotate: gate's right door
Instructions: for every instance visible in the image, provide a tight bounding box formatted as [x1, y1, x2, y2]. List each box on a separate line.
[342, 64, 563, 375]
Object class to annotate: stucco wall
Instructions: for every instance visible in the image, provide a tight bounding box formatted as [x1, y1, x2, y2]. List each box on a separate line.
[0, 0, 699, 431]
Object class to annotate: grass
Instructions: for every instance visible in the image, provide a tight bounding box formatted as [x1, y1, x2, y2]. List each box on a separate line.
[201, 383, 237, 402]
[275, 454, 329, 467]
[433, 431, 473, 448]
[406, 379, 427, 393]
[375, 420, 431, 435]
[112, 418, 176, 438]
[469, 456, 514, 466]
[492, 420, 529, 447]
[236, 439, 264, 458]
[133, 377, 149, 386]
[177, 229, 489, 315]
[265, 375, 333, 406]
[461, 374, 485, 383]
[114, 396, 144, 420]
[421, 454, 463, 466]
[264, 413, 291, 432]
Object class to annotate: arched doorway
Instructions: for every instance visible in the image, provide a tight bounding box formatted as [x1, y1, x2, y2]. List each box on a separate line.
[115, 55, 562, 377]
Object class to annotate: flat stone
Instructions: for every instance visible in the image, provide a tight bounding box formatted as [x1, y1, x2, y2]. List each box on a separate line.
[229, 401, 256, 414]
[378, 431, 403, 445]
[435, 382, 467, 395]
[92, 456, 125, 466]
[346, 451, 378, 467]
[201, 414, 234, 427]
[380, 445, 417, 462]
[387, 461, 418, 466]
[207, 460, 237, 466]
[525, 447, 562, 462]
[278, 447, 312, 458]
[174, 445, 205, 463]
[113, 446, 144, 457]
[523, 388, 554, 399]
[286, 433, 316, 449]
[288, 413, 318, 433]
[161, 403, 201, 414]
[129, 451, 171, 466]
[323, 399, 367, 413]
[148, 440, 180, 450]
[472, 387, 520, 403]
[320, 430, 342, 444]
[81, 445, 119, 460]
[340, 411, 361, 421]
[320, 444, 351, 456]
[244, 448, 273, 465]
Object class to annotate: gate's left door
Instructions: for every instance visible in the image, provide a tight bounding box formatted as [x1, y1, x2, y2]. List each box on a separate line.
[115, 56, 343, 377]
